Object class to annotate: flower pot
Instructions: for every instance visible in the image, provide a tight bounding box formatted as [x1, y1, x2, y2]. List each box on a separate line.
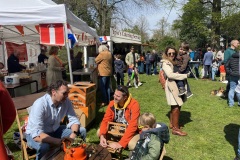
[62, 140, 87, 160]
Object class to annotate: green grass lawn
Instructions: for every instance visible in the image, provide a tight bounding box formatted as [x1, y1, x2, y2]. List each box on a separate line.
[4, 73, 240, 160]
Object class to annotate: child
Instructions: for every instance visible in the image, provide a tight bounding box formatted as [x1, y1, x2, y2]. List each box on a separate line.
[126, 65, 138, 88]
[219, 62, 226, 82]
[211, 59, 219, 81]
[130, 113, 170, 160]
[114, 54, 125, 85]
[174, 43, 191, 96]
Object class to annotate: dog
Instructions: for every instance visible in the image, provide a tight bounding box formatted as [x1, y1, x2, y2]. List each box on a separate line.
[210, 87, 225, 97]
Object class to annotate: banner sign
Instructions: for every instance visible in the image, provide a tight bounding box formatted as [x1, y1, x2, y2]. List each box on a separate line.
[110, 28, 141, 42]
[5, 42, 28, 62]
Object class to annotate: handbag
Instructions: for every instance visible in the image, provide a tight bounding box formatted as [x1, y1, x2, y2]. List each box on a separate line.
[0, 108, 14, 160]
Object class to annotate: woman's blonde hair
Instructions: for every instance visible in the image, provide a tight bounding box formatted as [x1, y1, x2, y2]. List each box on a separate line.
[98, 45, 108, 53]
[49, 46, 59, 55]
[138, 112, 156, 128]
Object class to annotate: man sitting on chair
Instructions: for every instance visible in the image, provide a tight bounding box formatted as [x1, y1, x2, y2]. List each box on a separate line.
[25, 80, 86, 160]
[98, 85, 140, 151]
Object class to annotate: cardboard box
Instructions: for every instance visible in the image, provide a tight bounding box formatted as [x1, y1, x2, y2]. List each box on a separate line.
[68, 91, 96, 107]
[74, 102, 96, 128]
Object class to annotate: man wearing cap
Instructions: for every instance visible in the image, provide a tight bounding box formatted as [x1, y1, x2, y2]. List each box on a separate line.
[38, 46, 48, 64]
[98, 85, 140, 151]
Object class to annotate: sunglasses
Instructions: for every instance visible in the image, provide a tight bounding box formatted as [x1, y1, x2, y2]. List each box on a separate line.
[167, 52, 175, 56]
[117, 85, 128, 95]
[138, 125, 145, 129]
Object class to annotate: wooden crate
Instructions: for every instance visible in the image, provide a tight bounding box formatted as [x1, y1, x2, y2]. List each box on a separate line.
[73, 102, 96, 128]
[68, 82, 96, 107]
[68, 91, 96, 107]
[68, 82, 96, 95]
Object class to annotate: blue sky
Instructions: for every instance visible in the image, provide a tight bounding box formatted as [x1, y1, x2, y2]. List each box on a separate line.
[145, 7, 180, 36]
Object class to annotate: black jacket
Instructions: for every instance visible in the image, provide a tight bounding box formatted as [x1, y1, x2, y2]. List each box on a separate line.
[225, 52, 239, 77]
[38, 53, 48, 64]
[7, 54, 26, 73]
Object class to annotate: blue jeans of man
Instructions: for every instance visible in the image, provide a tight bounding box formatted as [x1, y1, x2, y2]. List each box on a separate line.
[153, 63, 157, 74]
[211, 67, 218, 80]
[228, 76, 240, 107]
[26, 125, 86, 160]
[146, 64, 151, 75]
[99, 76, 111, 104]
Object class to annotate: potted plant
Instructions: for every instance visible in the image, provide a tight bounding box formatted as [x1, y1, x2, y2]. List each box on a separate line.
[62, 137, 87, 160]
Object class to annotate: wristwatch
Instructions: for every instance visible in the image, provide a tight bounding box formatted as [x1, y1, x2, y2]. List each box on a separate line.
[73, 131, 79, 136]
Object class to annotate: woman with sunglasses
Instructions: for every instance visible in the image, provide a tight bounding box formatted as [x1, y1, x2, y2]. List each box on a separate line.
[161, 46, 188, 136]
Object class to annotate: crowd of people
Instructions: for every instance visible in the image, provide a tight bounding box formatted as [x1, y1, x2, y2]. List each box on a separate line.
[2, 39, 240, 160]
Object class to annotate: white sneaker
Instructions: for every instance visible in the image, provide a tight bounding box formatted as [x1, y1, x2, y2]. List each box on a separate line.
[128, 83, 132, 87]
[138, 82, 143, 86]
[135, 86, 138, 88]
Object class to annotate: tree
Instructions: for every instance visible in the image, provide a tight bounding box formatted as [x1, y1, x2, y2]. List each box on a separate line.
[54, 0, 158, 35]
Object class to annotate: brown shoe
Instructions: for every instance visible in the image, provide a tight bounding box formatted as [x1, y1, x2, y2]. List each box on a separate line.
[172, 127, 187, 136]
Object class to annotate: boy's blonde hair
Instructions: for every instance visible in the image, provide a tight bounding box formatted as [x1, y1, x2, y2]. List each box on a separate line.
[138, 113, 156, 128]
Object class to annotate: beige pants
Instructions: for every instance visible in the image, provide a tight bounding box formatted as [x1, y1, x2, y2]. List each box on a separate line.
[96, 128, 139, 150]
[220, 73, 226, 81]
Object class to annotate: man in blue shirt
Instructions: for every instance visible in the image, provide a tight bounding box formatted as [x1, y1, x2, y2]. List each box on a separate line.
[25, 80, 86, 160]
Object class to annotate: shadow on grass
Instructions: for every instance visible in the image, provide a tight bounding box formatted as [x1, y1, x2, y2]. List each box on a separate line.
[163, 156, 173, 160]
[166, 111, 192, 127]
[224, 123, 240, 155]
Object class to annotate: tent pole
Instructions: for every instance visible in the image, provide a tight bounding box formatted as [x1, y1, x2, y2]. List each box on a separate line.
[83, 46, 87, 67]
[2, 40, 6, 67]
[64, 23, 73, 84]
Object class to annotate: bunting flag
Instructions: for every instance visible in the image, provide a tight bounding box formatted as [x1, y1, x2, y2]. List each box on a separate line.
[67, 24, 78, 48]
[35, 25, 39, 33]
[15, 25, 24, 35]
[39, 23, 65, 46]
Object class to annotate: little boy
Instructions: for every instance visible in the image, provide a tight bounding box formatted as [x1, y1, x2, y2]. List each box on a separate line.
[174, 42, 191, 96]
[114, 54, 125, 85]
[126, 65, 138, 88]
[130, 113, 170, 160]
[219, 62, 226, 82]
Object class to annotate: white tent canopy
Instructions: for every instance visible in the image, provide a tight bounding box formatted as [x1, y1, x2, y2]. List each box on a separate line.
[0, 0, 99, 84]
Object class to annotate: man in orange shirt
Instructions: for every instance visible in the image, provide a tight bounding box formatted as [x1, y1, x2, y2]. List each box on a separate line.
[98, 85, 140, 150]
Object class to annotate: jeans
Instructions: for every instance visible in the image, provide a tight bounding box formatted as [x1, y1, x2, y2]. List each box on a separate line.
[99, 76, 111, 104]
[204, 65, 211, 78]
[194, 64, 199, 78]
[228, 76, 240, 107]
[211, 67, 218, 80]
[26, 125, 86, 160]
[238, 128, 240, 156]
[146, 64, 151, 75]
[153, 63, 157, 74]
[116, 72, 124, 85]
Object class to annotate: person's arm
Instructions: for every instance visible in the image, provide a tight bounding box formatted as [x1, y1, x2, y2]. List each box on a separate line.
[179, 55, 190, 72]
[48, 56, 63, 71]
[99, 103, 114, 147]
[118, 100, 140, 148]
[125, 53, 130, 66]
[28, 100, 61, 145]
[224, 59, 231, 75]
[141, 135, 161, 160]
[162, 62, 187, 80]
[95, 53, 103, 64]
[0, 82, 16, 134]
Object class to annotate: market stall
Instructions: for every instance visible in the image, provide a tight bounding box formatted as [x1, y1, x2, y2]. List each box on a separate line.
[0, 0, 99, 86]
